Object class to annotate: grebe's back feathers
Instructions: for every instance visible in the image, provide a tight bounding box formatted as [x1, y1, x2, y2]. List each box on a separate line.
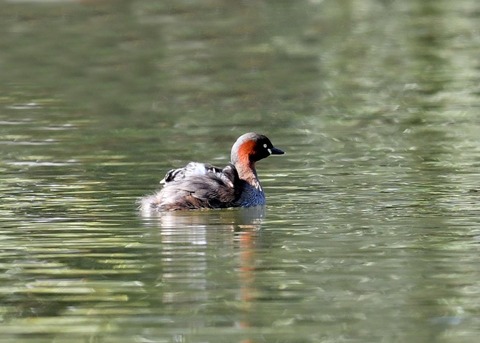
[161, 162, 224, 184]
[144, 163, 240, 211]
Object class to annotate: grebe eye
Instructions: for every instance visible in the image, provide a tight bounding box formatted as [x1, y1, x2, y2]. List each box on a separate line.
[263, 143, 268, 148]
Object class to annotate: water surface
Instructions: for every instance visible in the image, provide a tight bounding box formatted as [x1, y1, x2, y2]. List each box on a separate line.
[1, 0, 480, 342]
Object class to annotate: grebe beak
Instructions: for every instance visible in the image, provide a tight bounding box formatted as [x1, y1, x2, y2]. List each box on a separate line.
[269, 147, 284, 155]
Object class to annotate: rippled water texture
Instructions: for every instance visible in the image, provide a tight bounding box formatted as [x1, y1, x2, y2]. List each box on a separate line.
[1, 1, 480, 342]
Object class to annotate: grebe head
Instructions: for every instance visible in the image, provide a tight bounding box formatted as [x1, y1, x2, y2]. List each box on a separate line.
[231, 132, 284, 166]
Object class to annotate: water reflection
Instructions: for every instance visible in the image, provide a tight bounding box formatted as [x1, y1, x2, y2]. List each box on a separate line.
[140, 207, 265, 340]
[141, 205, 265, 227]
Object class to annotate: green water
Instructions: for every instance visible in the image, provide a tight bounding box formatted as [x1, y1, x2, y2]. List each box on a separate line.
[1, 0, 480, 342]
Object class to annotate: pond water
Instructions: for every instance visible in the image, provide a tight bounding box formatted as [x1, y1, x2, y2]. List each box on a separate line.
[1, 0, 480, 342]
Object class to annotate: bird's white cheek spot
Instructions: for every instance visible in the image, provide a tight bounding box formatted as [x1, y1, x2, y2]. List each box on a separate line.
[267, 148, 272, 155]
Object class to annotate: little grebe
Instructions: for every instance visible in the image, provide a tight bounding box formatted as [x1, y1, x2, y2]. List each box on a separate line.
[139, 132, 284, 211]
